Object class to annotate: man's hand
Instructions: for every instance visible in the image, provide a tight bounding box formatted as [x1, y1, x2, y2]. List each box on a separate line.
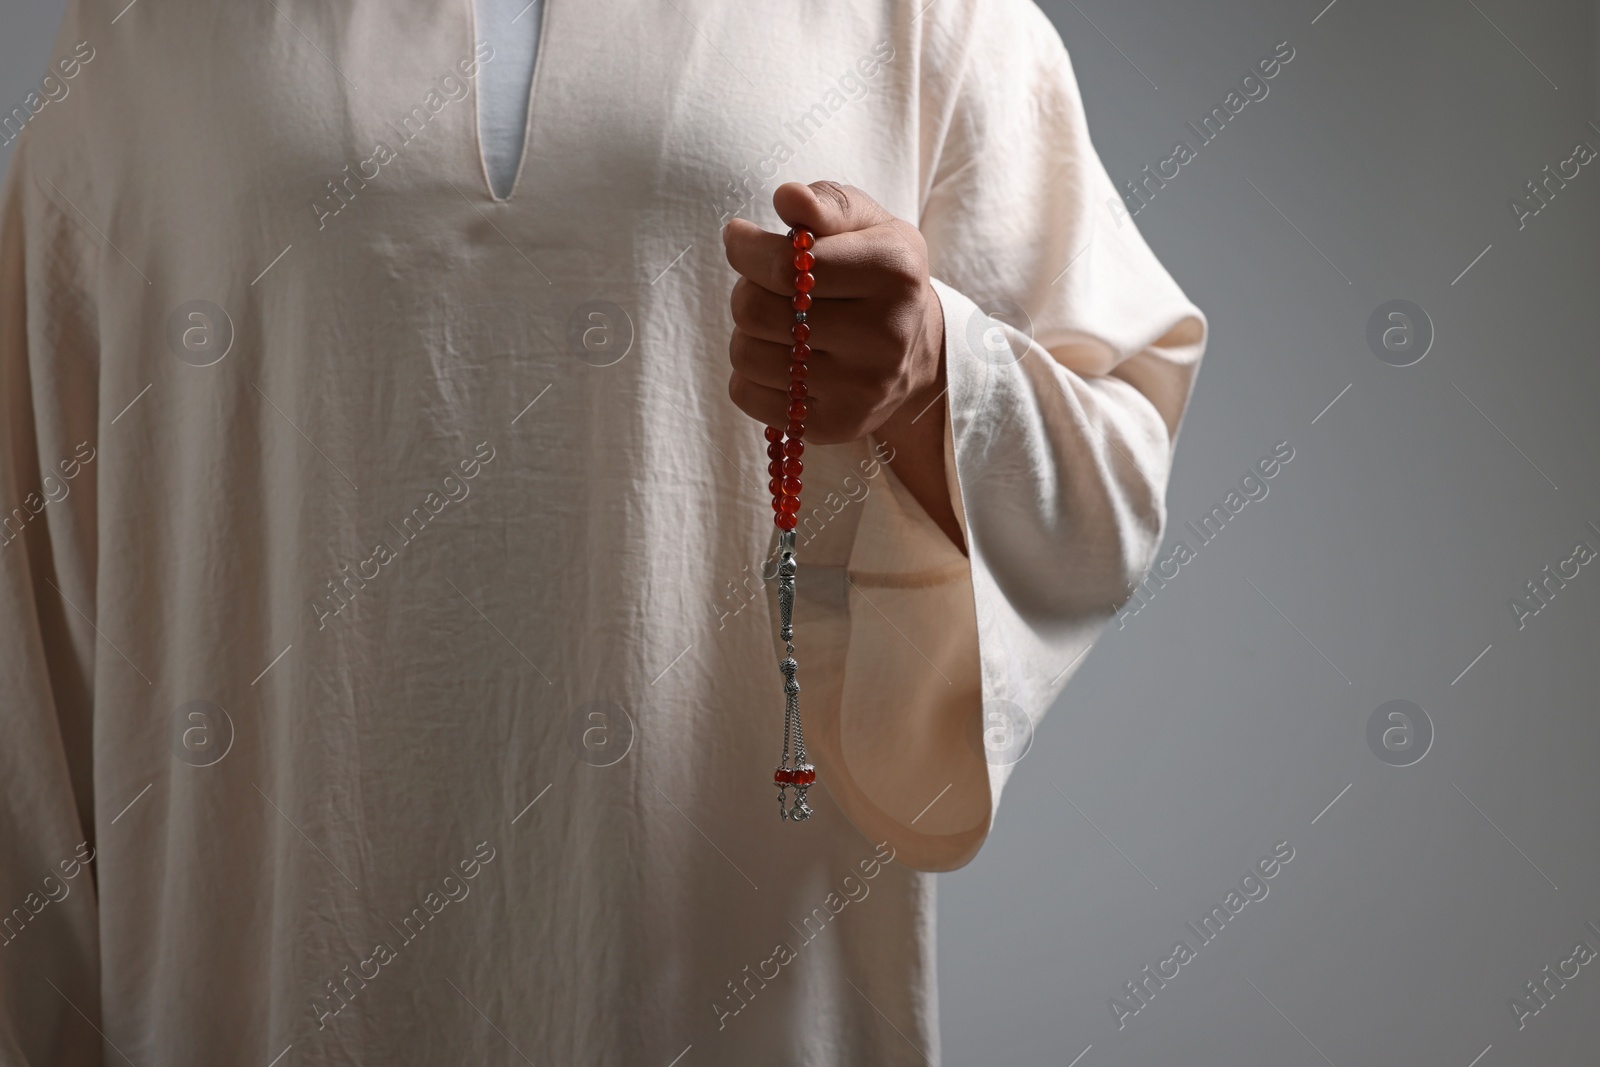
[722, 181, 943, 444]
[722, 181, 964, 550]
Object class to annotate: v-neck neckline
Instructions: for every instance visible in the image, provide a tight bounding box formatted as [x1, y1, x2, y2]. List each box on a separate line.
[468, 0, 550, 204]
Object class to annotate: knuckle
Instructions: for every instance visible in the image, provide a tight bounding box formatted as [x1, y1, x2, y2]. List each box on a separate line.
[881, 245, 924, 293]
[728, 331, 754, 374]
[871, 317, 911, 353]
[728, 371, 751, 409]
[893, 218, 928, 255]
[812, 180, 851, 214]
[730, 280, 755, 326]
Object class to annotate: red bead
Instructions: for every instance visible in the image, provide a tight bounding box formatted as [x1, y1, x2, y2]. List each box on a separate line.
[764, 425, 782, 443]
[774, 767, 795, 786]
[792, 229, 814, 250]
[786, 421, 804, 439]
[769, 478, 781, 497]
[776, 511, 797, 530]
[794, 272, 815, 293]
[788, 400, 807, 422]
[794, 250, 814, 271]
[792, 292, 812, 312]
[794, 765, 816, 786]
[788, 381, 807, 401]
[780, 494, 802, 514]
[771, 493, 783, 510]
[782, 457, 802, 477]
[781, 476, 801, 497]
[792, 321, 810, 343]
[767, 441, 783, 462]
[784, 438, 804, 458]
[790, 361, 808, 381]
[791, 342, 810, 362]
[768, 459, 782, 477]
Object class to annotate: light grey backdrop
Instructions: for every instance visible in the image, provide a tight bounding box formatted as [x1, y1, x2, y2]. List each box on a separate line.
[4, 3, 1597, 1065]
[938, 2, 1600, 1066]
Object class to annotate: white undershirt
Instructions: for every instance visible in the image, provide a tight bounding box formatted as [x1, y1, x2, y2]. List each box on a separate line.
[474, 0, 542, 199]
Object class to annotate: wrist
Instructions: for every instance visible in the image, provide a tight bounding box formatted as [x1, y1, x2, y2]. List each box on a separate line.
[882, 282, 948, 437]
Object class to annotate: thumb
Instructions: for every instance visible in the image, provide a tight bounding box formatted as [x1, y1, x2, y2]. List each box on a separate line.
[773, 180, 895, 237]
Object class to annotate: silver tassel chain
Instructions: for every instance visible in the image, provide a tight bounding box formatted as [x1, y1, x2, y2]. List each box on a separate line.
[775, 528, 813, 821]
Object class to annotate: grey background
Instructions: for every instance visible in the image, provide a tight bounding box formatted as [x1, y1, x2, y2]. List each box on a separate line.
[4, 2, 1597, 1065]
[940, 2, 1600, 1066]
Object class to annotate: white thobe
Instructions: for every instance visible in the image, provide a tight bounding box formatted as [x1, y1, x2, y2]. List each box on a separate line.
[0, 0, 1205, 1063]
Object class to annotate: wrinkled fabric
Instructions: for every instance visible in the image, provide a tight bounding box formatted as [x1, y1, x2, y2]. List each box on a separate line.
[0, 0, 1204, 1063]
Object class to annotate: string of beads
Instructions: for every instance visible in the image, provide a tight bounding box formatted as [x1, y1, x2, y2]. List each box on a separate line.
[767, 225, 814, 534]
[772, 225, 817, 813]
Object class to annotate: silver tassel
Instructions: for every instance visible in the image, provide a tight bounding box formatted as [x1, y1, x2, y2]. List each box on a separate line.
[775, 529, 813, 821]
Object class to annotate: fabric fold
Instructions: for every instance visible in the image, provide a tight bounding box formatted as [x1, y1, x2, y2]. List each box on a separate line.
[814, 0, 1206, 871]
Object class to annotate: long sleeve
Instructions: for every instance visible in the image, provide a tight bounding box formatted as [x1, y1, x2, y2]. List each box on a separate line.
[818, 0, 1206, 871]
[0, 128, 105, 1065]
[4, 0, 1199, 1058]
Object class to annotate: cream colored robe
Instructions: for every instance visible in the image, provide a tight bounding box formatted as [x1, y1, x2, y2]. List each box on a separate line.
[0, 0, 1204, 1062]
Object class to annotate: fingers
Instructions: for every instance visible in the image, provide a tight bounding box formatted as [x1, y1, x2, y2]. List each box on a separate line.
[730, 277, 807, 343]
[730, 277, 901, 349]
[727, 372, 794, 431]
[773, 180, 894, 238]
[723, 221, 921, 299]
[722, 180, 935, 444]
[728, 331, 794, 391]
[721, 220, 794, 296]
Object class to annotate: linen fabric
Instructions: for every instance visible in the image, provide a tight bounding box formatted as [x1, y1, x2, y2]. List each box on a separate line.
[0, 0, 1204, 1063]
